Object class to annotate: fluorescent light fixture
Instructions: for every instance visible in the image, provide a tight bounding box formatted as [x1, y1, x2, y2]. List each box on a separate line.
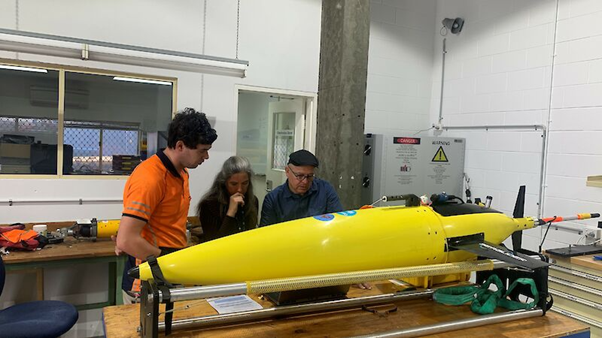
[0, 28, 248, 78]
[0, 64, 47, 73]
[113, 76, 172, 86]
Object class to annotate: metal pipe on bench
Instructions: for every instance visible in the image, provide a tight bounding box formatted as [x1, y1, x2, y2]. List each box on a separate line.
[166, 283, 247, 303]
[159, 290, 434, 332]
[351, 308, 544, 338]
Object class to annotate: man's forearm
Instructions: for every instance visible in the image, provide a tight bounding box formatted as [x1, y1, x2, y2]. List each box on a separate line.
[120, 237, 161, 260]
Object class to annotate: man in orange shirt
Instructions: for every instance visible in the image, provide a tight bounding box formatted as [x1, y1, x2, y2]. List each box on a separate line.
[115, 108, 217, 303]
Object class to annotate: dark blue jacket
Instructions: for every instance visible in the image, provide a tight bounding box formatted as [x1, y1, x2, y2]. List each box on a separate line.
[259, 178, 343, 226]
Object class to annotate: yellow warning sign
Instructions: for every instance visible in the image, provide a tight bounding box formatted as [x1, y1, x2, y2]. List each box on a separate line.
[432, 146, 448, 162]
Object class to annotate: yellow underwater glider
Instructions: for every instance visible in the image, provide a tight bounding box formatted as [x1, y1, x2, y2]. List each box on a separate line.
[130, 194, 599, 286]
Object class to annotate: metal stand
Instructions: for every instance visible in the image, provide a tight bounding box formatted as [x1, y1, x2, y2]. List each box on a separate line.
[476, 250, 553, 313]
[139, 280, 159, 338]
[138, 257, 551, 337]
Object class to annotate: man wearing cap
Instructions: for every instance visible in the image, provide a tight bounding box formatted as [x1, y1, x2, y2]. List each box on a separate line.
[259, 149, 343, 226]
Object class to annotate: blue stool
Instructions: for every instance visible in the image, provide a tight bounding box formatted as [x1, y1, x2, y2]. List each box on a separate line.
[0, 256, 79, 338]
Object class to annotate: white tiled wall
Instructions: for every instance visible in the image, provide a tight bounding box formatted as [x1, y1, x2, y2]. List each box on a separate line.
[367, 0, 602, 252]
[543, 0, 602, 248]
[431, 0, 602, 251]
[366, 0, 437, 135]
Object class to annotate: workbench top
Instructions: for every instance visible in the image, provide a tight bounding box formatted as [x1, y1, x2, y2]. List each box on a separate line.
[103, 282, 589, 338]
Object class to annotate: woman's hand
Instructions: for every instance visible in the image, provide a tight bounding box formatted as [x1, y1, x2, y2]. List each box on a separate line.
[226, 192, 245, 217]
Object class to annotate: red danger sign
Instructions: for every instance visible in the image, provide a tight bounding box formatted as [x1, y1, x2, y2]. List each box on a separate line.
[393, 137, 421, 144]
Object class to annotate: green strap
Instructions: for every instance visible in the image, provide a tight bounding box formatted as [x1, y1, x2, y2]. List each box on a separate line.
[498, 278, 539, 310]
[471, 275, 505, 314]
[433, 275, 539, 314]
[433, 285, 481, 305]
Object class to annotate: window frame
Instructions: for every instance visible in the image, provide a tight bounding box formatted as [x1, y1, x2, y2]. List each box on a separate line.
[0, 59, 178, 179]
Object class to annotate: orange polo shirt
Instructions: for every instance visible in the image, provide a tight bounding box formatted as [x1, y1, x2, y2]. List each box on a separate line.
[121, 150, 190, 249]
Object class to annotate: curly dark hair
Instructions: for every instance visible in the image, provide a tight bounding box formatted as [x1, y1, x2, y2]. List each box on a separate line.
[167, 107, 218, 149]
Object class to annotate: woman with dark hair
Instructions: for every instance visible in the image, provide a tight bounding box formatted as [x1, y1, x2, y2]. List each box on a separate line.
[197, 156, 258, 242]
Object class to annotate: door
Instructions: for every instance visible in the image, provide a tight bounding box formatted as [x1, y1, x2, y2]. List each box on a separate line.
[265, 98, 305, 193]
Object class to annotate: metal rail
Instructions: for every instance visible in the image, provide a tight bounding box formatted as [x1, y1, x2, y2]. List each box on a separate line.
[0, 198, 122, 206]
[440, 124, 545, 131]
[550, 307, 602, 330]
[437, 123, 546, 217]
[166, 258, 522, 302]
[159, 290, 434, 331]
[550, 264, 602, 283]
[549, 289, 602, 311]
[351, 309, 544, 338]
[168, 283, 248, 303]
[143, 256, 546, 336]
[0, 28, 249, 65]
[548, 276, 602, 297]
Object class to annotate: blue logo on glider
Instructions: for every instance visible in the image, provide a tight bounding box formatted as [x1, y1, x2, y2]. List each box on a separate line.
[314, 214, 334, 221]
[337, 211, 357, 216]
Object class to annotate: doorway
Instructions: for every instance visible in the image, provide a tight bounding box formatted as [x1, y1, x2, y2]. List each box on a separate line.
[235, 86, 317, 213]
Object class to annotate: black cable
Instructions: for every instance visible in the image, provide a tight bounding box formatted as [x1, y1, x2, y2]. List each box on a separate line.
[464, 173, 472, 203]
[447, 195, 465, 204]
[539, 216, 557, 253]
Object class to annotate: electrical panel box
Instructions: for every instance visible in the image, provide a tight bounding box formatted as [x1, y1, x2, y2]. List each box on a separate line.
[362, 134, 466, 206]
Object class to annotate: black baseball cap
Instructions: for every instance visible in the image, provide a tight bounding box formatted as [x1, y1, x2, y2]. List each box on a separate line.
[288, 149, 319, 167]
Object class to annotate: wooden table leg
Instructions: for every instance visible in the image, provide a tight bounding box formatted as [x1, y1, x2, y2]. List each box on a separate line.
[115, 255, 125, 305]
[5, 268, 44, 301]
[36, 268, 44, 300]
[108, 261, 116, 305]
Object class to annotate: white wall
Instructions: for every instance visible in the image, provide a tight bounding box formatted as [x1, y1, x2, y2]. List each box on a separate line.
[428, 0, 555, 251]
[0, 1, 321, 336]
[544, 0, 602, 247]
[366, 0, 437, 135]
[366, 0, 602, 252]
[430, 0, 602, 252]
[0, 0, 321, 222]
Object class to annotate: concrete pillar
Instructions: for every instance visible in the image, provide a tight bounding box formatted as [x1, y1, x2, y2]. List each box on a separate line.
[315, 0, 370, 209]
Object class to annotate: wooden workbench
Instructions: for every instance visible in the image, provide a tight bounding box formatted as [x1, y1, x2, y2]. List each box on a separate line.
[2, 217, 201, 309]
[549, 254, 602, 272]
[3, 236, 119, 263]
[2, 224, 125, 310]
[103, 282, 589, 338]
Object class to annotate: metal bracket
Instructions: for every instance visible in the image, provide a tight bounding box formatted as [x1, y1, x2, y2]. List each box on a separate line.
[446, 233, 485, 252]
[140, 280, 160, 338]
[81, 43, 89, 60]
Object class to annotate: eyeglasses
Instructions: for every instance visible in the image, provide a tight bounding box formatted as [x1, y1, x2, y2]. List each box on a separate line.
[287, 165, 315, 182]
